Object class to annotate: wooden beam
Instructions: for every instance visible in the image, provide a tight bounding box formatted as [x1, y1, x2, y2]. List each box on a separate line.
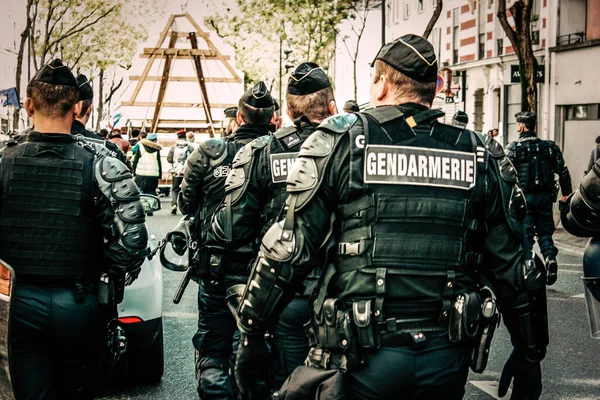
[154, 14, 175, 48]
[151, 32, 178, 133]
[185, 12, 242, 83]
[129, 76, 239, 83]
[128, 54, 156, 104]
[142, 48, 225, 57]
[190, 32, 215, 138]
[122, 101, 237, 108]
[140, 53, 228, 60]
[151, 119, 223, 124]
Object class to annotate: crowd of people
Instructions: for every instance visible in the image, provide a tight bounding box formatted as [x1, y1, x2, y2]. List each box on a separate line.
[2, 32, 600, 400]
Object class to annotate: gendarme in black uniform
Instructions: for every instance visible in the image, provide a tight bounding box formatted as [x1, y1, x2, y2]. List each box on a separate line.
[232, 35, 547, 400]
[72, 74, 130, 168]
[505, 112, 571, 285]
[0, 59, 148, 399]
[178, 81, 276, 399]
[208, 62, 335, 387]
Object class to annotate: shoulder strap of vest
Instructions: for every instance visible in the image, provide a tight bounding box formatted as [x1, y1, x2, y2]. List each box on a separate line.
[198, 138, 227, 160]
[273, 125, 298, 141]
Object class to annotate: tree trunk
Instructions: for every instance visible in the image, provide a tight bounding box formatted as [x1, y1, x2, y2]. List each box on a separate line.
[497, 0, 537, 112]
[96, 68, 104, 132]
[14, 0, 34, 131]
[423, 0, 443, 40]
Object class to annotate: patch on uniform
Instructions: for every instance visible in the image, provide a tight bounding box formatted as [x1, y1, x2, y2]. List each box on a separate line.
[213, 165, 231, 178]
[84, 137, 106, 147]
[270, 152, 299, 183]
[280, 133, 303, 150]
[364, 145, 476, 190]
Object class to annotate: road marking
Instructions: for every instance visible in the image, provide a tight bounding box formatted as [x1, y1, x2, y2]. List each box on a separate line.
[558, 269, 583, 274]
[560, 263, 583, 267]
[469, 381, 510, 399]
[163, 311, 197, 319]
[571, 293, 585, 299]
[555, 243, 584, 257]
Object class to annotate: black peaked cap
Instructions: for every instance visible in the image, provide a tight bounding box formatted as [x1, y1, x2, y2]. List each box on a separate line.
[224, 106, 238, 118]
[240, 81, 275, 109]
[343, 100, 359, 112]
[31, 59, 78, 88]
[287, 62, 331, 95]
[453, 110, 469, 124]
[76, 74, 93, 101]
[515, 111, 536, 123]
[372, 34, 438, 83]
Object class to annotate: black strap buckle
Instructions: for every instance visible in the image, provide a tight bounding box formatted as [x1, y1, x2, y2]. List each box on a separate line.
[338, 242, 360, 256]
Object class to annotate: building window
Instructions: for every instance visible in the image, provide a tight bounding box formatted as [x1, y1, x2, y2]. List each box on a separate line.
[474, 89, 485, 132]
[404, 0, 411, 18]
[532, 30, 540, 45]
[479, 34, 485, 59]
[497, 38, 503, 55]
[452, 8, 460, 63]
[432, 0, 437, 6]
[392, 0, 402, 24]
[566, 104, 600, 120]
[431, 27, 441, 61]
[418, 0, 424, 12]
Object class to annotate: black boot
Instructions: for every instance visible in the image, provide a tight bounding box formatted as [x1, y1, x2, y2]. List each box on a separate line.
[546, 257, 558, 286]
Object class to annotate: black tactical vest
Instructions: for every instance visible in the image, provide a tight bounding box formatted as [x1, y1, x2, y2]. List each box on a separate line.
[199, 139, 248, 239]
[0, 136, 101, 282]
[331, 107, 487, 323]
[510, 136, 556, 191]
[262, 123, 316, 236]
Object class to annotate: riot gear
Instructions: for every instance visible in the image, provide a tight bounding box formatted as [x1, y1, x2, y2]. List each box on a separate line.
[235, 102, 546, 399]
[583, 238, 600, 338]
[178, 80, 277, 399]
[506, 128, 572, 285]
[561, 160, 600, 338]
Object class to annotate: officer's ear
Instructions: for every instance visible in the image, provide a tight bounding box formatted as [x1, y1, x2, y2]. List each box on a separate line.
[24, 98, 35, 118]
[328, 101, 337, 116]
[72, 101, 83, 119]
[376, 74, 390, 101]
[269, 112, 276, 125]
[236, 111, 244, 125]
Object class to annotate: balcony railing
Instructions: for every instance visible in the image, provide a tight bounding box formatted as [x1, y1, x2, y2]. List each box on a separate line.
[556, 32, 585, 46]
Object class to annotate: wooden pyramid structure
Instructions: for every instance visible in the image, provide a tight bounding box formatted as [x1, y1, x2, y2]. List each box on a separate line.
[122, 13, 242, 136]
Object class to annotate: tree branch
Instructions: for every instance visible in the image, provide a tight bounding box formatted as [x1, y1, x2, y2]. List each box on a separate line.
[497, 0, 519, 52]
[423, 0, 443, 40]
[46, 5, 117, 51]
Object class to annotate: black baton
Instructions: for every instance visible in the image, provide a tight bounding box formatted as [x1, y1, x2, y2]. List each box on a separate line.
[173, 268, 193, 304]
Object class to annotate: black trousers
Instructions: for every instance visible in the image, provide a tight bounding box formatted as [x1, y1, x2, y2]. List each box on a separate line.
[171, 176, 184, 206]
[10, 284, 105, 400]
[524, 191, 558, 259]
[278, 332, 470, 400]
[271, 296, 311, 387]
[134, 175, 159, 195]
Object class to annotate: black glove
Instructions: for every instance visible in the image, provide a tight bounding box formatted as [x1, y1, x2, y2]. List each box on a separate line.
[498, 350, 542, 400]
[234, 332, 272, 400]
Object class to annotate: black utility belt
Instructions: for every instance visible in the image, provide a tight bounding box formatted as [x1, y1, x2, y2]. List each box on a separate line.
[308, 298, 446, 351]
[309, 289, 499, 372]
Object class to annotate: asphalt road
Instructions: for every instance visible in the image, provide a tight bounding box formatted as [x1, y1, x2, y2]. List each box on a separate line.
[101, 201, 600, 399]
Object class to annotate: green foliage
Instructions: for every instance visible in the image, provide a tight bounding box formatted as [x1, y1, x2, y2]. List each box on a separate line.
[205, 0, 360, 90]
[32, 0, 168, 73]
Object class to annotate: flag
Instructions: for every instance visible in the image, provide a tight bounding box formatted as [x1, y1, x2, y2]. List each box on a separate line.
[0, 88, 20, 110]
